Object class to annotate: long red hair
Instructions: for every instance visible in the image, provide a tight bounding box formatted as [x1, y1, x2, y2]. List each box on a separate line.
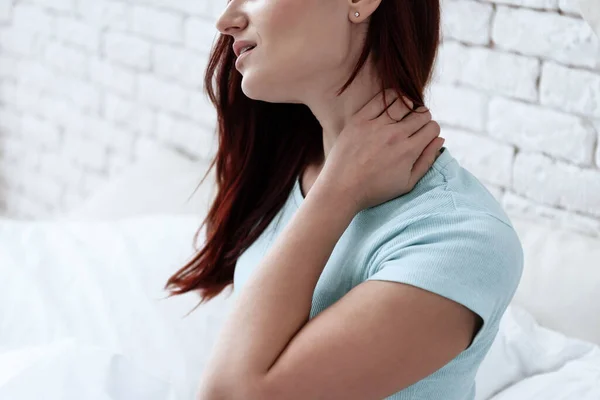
[164, 1, 441, 309]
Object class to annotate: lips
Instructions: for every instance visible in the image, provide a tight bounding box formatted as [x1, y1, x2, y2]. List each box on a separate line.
[235, 46, 255, 69]
[233, 40, 257, 57]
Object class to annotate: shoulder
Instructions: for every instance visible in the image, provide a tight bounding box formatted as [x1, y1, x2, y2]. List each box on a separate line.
[363, 210, 524, 349]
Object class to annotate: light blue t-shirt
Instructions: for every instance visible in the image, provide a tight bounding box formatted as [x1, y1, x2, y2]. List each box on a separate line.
[233, 147, 524, 399]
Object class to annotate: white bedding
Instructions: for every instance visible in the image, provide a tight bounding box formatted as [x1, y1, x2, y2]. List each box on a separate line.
[0, 214, 599, 400]
[0, 215, 233, 400]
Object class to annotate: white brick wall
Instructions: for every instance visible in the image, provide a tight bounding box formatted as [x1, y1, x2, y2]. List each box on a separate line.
[0, 0, 599, 237]
[430, 0, 600, 236]
[0, 0, 220, 218]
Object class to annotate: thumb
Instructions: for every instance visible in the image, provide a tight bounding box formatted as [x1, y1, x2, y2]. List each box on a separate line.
[408, 137, 445, 189]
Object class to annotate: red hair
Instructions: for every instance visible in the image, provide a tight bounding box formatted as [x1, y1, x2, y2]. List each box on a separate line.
[164, 0, 441, 309]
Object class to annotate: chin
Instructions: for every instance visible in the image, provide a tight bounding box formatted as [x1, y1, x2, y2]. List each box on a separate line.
[240, 81, 263, 100]
[241, 75, 300, 104]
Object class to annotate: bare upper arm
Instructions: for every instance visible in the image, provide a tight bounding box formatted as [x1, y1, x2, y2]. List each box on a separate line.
[240, 279, 481, 400]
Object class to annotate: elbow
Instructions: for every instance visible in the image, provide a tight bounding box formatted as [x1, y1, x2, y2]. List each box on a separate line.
[196, 380, 263, 400]
[196, 387, 227, 400]
[196, 378, 230, 400]
[196, 369, 265, 400]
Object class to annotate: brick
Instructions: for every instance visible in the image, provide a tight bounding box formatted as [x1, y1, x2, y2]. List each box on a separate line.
[12, 4, 54, 35]
[0, 28, 47, 57]
[89, 57, 136, 97]
[55, 15, 99, 52]
[153, 44, 207, 87]
[0, 54, 18, 80]
[21, 114, 62, 150]
[2, 137, 30, 167]
[78, 170, 110, 196]
[594, 120, 600, 167]
[480, 0, 558, 10]
[37, 93, 79, 130]
[442, 127, 515, 186]
[447, 44, 539, 101]
[22, 172, 64, 205]
[85, 116, 138, 155]
[38, 150, 85, 187]
[513, 151, 600, 217]
[130, 0, 207, 16]
[62, 189, 87, 211]
[0, 1, 11, 22]
[29, 0, 74, 13]
[189, 91, 218, 130]
[488, 96, 596, 165]
[49, 75, 101, 114]
[0, 80, 17, 107]
[132, 5, 184, 43]
[15, 60, 55, 92]
[13, 86, 43, 114]
[540, 62, 600, 119]
[1, 163, 24, 190]
[185, 17, 219, 54]
[558, 0, 581, 14]
[0, 107, 21, 133]
[207, 0, 226, 20]
[77, 0, 130, 30]
[103, 31, 151, 70]
[63, 134, 109, 172]
[155, 112, 216, 160]
[426, 83, 488, 131]
[137, 74, 190, 115]
[503, 192, 600, 237]
[442, 0, 493, 45]
[103, 92, 155, 135]
[44, 42, 88, 79]
[106, 149, 135, 177]
[492, 6, 600, 69]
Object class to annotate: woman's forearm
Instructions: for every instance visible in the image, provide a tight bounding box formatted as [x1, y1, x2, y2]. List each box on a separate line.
[197, 177, 358, 398]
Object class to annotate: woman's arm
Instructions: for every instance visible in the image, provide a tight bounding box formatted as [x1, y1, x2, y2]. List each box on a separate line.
[196, 177, 358, 398]
[195, 175, 481, 400]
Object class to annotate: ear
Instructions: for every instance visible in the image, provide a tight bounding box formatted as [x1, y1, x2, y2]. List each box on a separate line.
[579, 0, 600, 38]
[348, 0, 383, 22]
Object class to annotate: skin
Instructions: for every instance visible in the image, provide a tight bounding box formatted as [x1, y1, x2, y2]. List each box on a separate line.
[196, 1, 481, 399]
[217, 0, 438, 168]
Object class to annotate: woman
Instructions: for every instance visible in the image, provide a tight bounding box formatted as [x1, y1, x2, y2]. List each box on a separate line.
[166, 0, 524, 399]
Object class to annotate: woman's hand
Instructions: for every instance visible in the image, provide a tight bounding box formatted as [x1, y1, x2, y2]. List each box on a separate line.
[319, 88, 445, 213]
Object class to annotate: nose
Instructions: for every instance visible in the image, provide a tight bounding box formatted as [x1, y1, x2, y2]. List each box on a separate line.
[215, 3, 248, 36]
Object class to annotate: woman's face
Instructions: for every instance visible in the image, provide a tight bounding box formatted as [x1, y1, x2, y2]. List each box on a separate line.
[215, 0, 367, 103]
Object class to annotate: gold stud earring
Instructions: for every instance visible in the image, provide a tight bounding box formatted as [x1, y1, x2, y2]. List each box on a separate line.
[354, 11, 360, 17]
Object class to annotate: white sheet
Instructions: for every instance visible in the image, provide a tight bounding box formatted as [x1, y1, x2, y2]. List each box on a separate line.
[0, 215, 233, 400]
[1, 215, 599, 400]
[476, 305, 600, 399]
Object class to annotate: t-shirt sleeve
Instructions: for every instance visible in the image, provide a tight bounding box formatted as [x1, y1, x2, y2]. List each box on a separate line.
[365, 211, 524, 348]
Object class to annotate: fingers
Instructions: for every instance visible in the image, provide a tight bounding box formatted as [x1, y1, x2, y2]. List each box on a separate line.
[408, 136, 445, 189]
[354, 88, 414, 121]
[377, 95, 414, 124]
[408, 119, 442, 160]
[398, 106, 432, 136]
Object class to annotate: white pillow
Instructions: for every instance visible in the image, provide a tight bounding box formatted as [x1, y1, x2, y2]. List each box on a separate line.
[507, 214, 600, 346]
[66, 144, 216, 220]
[475, 304, 598, 400]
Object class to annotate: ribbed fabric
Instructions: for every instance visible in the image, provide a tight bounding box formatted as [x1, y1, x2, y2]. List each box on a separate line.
[233, 147, 524, 399]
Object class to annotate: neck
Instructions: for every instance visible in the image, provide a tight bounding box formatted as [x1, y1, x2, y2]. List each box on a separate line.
[303, 55, 382, 162]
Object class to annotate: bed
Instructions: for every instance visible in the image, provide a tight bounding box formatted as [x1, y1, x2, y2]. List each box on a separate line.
[1, 144, 599, 399]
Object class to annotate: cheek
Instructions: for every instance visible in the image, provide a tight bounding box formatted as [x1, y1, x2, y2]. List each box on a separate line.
[240, 0, 349, 99]
[259, 0, 346, 57]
